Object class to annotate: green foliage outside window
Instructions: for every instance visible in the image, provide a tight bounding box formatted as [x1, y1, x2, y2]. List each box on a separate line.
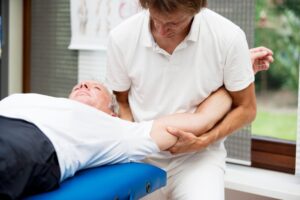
[255, 0, 300, 92]
[253, 0, 299, 141]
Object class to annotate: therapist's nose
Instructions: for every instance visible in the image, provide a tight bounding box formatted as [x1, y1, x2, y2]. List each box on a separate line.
[154, 21, 169, 36]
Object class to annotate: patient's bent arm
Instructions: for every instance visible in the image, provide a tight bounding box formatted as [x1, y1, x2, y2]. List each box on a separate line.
[150, 88, 232, 150]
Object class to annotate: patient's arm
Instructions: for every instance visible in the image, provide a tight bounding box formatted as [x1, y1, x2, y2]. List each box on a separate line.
[150, 88, 232, 150]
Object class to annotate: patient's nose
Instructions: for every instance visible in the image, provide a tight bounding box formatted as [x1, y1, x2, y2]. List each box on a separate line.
[79, 82, 89, 89]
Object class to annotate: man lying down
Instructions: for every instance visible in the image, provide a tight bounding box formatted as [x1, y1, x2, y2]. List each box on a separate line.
[0, 80, 232, 199]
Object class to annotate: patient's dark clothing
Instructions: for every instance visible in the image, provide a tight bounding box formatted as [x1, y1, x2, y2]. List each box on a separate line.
[0, 115, 60, 200]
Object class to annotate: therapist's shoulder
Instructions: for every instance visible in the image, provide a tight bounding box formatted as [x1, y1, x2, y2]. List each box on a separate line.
[197, 8, 247, 51]
[200, 8, 245, 36]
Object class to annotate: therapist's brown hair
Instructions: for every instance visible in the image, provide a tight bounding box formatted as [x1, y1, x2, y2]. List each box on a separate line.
[139, 0, 207, 15]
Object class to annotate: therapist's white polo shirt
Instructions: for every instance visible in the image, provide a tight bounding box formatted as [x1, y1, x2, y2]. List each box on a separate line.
[106, 8, 254, 121]
[106, 8, 254, 162]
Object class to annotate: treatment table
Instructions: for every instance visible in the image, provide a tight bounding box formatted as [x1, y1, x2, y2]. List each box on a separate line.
[25, 162, 166, 200]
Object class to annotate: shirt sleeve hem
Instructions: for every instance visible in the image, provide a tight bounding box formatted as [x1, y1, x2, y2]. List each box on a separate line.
[225, 78, 255, 92]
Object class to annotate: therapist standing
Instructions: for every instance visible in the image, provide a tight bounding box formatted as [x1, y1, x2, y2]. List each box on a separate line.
[105, 0, 272, 199]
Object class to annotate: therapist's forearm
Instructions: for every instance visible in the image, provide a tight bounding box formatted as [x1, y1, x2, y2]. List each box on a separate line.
[114, 90, 134, 121]
[118, 102, 134, 122]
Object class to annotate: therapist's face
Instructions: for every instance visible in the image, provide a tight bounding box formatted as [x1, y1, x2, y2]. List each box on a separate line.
[69, 80, 113, 115]
[149, 7, 194, 39]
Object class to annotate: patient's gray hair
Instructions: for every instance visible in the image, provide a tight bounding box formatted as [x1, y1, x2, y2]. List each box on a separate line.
[102, 82, 119, 116]
[109, 92, 119, 116]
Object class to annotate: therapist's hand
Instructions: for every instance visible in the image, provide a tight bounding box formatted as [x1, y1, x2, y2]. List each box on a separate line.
[250, 46, 274, 74]
[166, 127, 213, 154]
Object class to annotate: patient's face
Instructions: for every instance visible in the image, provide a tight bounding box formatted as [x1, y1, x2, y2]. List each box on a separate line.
[69, 81, 112, 114]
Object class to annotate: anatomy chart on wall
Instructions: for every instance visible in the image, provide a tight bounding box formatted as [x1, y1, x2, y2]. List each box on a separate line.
[69, 0, 140, 50]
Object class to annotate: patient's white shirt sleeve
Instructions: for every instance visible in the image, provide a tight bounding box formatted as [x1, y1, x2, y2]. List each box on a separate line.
[0, 94, 160, 181]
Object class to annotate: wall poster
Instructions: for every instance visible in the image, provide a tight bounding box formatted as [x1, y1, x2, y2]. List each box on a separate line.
[69, 0, 140, 50]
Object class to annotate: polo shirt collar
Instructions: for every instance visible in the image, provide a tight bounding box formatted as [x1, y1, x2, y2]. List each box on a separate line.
[141, 10, 154, 47]
[185, 12, 201, 42]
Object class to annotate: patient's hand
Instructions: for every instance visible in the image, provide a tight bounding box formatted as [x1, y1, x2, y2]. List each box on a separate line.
[166, 127, 212, 154]
[250, 46, 274, 74]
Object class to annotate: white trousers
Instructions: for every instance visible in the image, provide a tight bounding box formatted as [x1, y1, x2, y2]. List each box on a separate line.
[142, 144, 226, 200]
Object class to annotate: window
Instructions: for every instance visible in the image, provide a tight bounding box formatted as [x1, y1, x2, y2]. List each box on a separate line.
[23, 0, 78, 96]
[251, 0, 299, 174]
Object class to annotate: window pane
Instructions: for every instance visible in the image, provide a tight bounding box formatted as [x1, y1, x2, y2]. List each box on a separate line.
[30, 0, 78, 97]
[252, 0, 300, 142]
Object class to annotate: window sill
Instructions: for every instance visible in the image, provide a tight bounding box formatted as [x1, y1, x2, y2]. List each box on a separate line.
[225, 163, 300, 200]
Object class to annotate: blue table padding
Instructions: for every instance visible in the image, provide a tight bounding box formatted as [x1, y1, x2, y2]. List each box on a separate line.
[25, 162, 166, 200]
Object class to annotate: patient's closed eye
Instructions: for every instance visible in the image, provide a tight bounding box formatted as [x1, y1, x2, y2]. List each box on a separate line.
[73, 86, 79, 91]
[94, 87, 102, 91]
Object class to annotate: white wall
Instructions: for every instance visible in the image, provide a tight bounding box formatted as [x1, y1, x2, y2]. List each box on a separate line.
[78, 50, 107, 82]
[8, 0, 23, 94]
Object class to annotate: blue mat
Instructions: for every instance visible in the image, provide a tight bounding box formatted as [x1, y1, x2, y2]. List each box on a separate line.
[25, 162, 166, 200]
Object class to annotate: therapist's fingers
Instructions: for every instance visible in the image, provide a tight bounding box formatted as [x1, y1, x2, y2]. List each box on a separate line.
[167, 127, 198, 154]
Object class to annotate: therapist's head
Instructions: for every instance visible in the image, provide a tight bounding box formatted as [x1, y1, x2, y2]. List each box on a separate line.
[69, 80, 118, 116]
[139, 0, 207, 38]
[139, 0, 207, 14]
